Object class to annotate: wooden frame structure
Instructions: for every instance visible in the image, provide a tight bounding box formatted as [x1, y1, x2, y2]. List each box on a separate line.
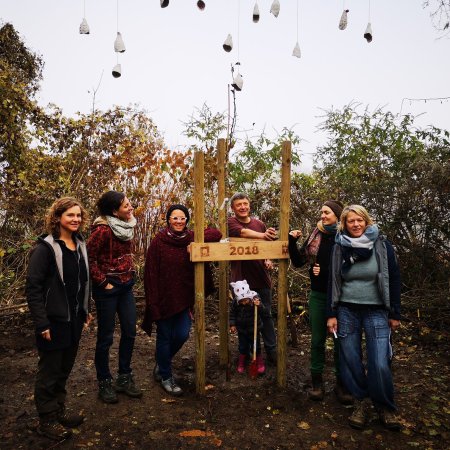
[192, 139, 291, 394]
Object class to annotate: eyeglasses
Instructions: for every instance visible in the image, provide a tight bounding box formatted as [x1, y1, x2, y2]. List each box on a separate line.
[170, 216, 187, 222]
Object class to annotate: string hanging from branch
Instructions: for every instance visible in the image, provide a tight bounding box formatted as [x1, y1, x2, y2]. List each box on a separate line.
[292, 0, 301, 58]
[400, 96, 450, 114]
[79, 0, 90, 34]
[364, 0, 373, 42]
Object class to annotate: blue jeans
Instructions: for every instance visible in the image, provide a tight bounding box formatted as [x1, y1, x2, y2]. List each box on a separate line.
[155, 308, 192, 380]
[337, 306, 396, 411]
[94, 285, 137, 381]
[254, 288, 277, 354]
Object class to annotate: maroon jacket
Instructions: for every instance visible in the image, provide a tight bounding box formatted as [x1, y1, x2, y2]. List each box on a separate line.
[86, 223, 134, 287]
[141, 227, 221, 334]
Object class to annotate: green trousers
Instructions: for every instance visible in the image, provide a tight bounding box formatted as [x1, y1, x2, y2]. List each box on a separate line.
[309, 290, 340, 377]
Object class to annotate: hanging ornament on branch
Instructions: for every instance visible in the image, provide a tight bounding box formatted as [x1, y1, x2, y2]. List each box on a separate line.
[364, 0, 373, 42]
[114, 32, 126, 52]
[253, 2, 260, 23]
[79, 0, 90, 34]
[160, 0, 169, 8]
[231, 62, 243, 91]
[338, 9, 349, 30]
[270, 0, 280, 18]
[197, 1, 206, 10]
[292, 0, 300, 58]
[223, 34, 233, 52]
[112, 63, 122, 78]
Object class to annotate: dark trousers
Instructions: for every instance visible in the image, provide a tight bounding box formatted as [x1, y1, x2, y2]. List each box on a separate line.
[254, 288, 277, 354]
[155, 308, 191, 380]
[35, 343, 79, 417]
[237, 329, 261, 356]
[94, 286, 137, 380]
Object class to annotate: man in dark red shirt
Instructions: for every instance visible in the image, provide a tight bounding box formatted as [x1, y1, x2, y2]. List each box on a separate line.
[227, 192, 278, 364]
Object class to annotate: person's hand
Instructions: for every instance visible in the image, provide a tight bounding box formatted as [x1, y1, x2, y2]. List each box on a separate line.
[312, 263, 320, 276]
[41, 329, 51, 341]
[230, 325, 237, 334]
[389, 319, 400, 331]
[264, 259, 274, 270]
[253, 298, 261, 306]
[264, 227, 278, 241]
[289, 230, 302, 239]
[84, 313, 94, 330]
[105, 283, 114, 290]
[327, 318, 337, 334]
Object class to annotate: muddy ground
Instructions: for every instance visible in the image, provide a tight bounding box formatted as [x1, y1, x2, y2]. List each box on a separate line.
[0, 305, 448, 450]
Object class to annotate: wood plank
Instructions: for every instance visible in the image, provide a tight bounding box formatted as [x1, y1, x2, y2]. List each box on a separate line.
[189, 240, 289, 262]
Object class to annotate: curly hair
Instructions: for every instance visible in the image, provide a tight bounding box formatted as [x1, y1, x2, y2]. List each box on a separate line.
[45, 197, 88, 238]
[338, 204, 374, 232]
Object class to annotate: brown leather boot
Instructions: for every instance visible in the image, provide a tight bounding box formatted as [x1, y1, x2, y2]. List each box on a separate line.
[348, 398, 370, 429]
[308, 373, 324, 401]
[38, 413, 72, 440]
[334, 379, 354, 405]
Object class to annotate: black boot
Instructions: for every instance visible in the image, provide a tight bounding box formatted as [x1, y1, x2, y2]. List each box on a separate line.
[57, 404, 85, 427]
[38, 412, 72, 440]
[309, 373, 324, 401]
[115, 373, 143, 398]
[98, 379, 118, 404]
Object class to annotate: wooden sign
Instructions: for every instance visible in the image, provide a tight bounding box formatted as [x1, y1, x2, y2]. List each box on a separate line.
[189, 240, 289, 262]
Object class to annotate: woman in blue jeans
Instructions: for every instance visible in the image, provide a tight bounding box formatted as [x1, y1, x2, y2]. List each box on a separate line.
[142, 204, 221, 396]
[327, 205, 401, 431]
[87, 191, 142, 403]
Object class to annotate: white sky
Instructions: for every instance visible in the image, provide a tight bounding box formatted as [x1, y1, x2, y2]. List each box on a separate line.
[1, 0, 449, 171]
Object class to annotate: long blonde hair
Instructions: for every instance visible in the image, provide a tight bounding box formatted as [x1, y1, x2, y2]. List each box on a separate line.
[338, 205, 374, 232]
[45, 197, 88, 238]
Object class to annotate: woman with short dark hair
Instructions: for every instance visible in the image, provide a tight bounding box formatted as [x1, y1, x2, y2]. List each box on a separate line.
[87, 191, 142, 403]
[26, 197, 91, 440]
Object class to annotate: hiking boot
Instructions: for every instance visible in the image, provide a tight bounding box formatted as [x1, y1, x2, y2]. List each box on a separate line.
[334, 379, 354, 405]
[256, 354, 266, 375]
[38, 413, 72, 440]
[115, 373, 143, 398]
[57, 405, 85, 428]
[98, 379, 118, 404]
[378, 408, 401, 431]
[237, 354, 246, 374]
[308, 373, 324, 401]
[153, 364, 162, 382]
[161, 377, 183, 396]
[348, 398, 370, 429]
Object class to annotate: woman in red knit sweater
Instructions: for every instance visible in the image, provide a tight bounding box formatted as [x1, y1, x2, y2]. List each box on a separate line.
[87, 191, 142, 404]
[142, 204, 221, 396]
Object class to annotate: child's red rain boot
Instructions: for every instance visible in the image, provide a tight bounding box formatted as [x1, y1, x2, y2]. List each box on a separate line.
[237, 354, 246, 374]
[256, 354, 265, 375]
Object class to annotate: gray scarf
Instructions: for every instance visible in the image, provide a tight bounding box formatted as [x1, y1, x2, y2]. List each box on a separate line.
[106, 215, 137, 241]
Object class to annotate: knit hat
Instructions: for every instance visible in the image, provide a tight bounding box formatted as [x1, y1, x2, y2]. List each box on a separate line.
[166, 204, 190, 225]
[323, 200, 344, 219]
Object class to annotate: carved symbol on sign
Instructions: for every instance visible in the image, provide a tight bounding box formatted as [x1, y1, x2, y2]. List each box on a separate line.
[282, 244, 288, 255]
[200, 246, 210, 257]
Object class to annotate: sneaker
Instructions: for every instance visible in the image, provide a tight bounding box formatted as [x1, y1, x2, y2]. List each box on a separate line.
[308, 373, 324, 401]
[348, 398, 370, 429]
[115, 373, 143, 398]
[378, 408, 401, 431]
[38, 414, 72, 440]
[161, 377, 183, 396]
[57, 405, 85, 428]
[334, 380, 354, 405]
[256, 354, 265, 375]
[237, 354, 246, 374]
[153, 364, 162, 382]
[98, 379, 118, 404]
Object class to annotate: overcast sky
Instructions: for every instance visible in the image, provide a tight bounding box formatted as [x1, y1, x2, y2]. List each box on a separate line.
[1, 0, 449, 171]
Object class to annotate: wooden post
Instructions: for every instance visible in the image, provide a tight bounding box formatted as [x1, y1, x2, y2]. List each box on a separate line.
[277, 141, 291, 388]
[217, 138, 229, 368]
[194, 151, 205, 394]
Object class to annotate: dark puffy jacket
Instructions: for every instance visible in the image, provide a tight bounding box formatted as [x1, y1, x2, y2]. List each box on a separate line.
[26, 234, 90, 332]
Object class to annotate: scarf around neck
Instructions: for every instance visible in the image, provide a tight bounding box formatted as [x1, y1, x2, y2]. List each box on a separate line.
[106, 215, 136, 241]
[304, 220, 338, 260]
[161, 226, 193, 247]
[336, 224, 379, 271]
